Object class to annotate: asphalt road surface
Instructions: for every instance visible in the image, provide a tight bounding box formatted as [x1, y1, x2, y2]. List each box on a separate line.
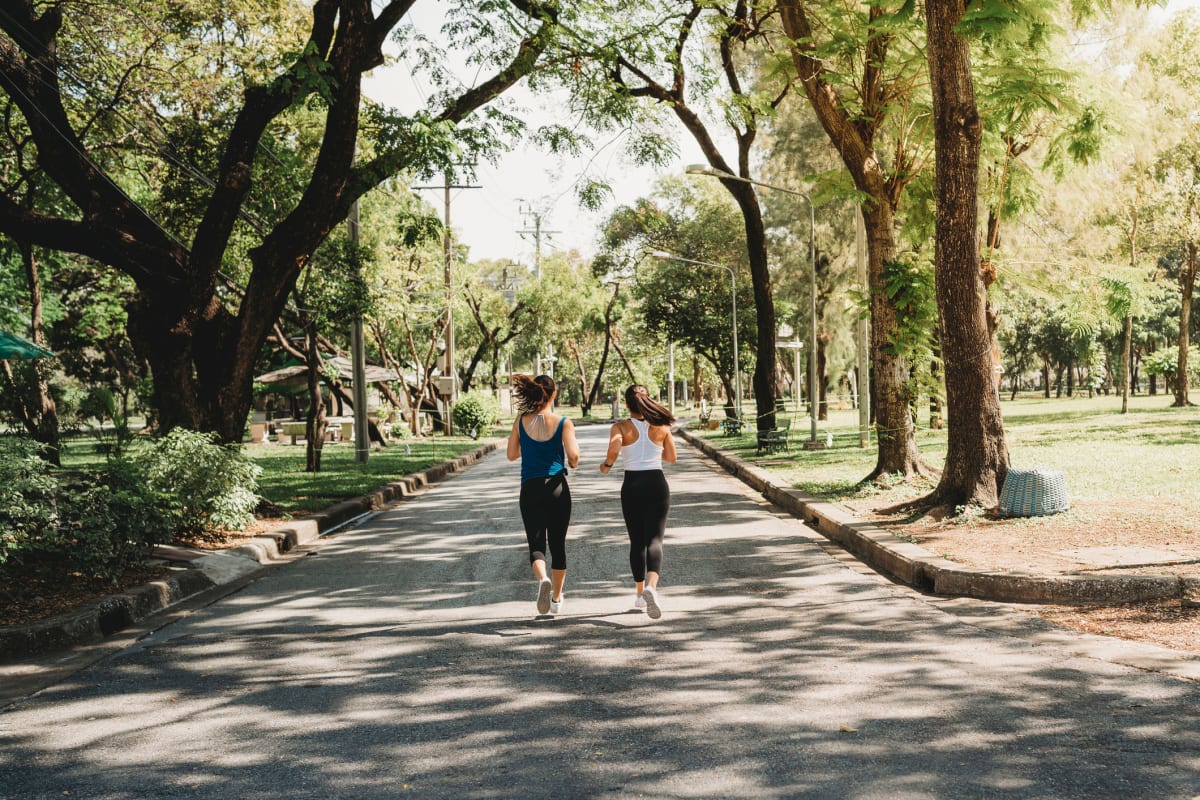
[2, 424, 1199, 799]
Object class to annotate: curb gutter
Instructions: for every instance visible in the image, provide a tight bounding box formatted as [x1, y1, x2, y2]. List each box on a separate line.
[0, 440, 499, 662]
[679, 428, 1200, 608]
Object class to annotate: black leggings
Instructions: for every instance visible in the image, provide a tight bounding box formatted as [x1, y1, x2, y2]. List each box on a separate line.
[519, 474, 571, 570]
[621, 469, 670, 582]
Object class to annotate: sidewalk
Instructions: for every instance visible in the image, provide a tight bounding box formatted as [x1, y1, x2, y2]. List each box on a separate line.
[678, 428, 1200, 609]
[0, 442, 500, 666]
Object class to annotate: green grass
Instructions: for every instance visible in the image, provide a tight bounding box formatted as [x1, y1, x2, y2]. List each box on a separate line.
[696, 392, 1200, 507]
[51, 427, 496, 516]
[248, 435, 495, 514]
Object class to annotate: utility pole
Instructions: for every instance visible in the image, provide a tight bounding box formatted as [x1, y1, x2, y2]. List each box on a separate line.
[415, 171, 480, 435]
[348, 200, 369, 464]
[517, 201, 559, 278]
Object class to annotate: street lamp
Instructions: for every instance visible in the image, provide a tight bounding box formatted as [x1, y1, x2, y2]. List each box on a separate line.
[686, 164, 823, 448]
[649, 250, 741, 421]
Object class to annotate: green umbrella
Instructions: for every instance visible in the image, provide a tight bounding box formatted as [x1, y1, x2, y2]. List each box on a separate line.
[0, 330, 56, 359]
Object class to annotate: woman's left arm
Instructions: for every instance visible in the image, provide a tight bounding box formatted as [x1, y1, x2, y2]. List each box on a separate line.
[660, 426, 677, 464]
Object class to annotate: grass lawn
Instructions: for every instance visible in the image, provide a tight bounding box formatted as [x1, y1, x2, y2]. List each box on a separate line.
[247, 434, 497, 514]
[694, 392, 1200, 510]
[54, 427, 498, 516]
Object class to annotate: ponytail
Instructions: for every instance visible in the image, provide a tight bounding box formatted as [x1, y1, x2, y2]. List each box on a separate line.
[625, 384, 675, 426]
[512, 374, 557, 414]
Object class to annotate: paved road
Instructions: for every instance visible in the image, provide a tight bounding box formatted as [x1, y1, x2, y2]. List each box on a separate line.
[2, 425, 1199, 799]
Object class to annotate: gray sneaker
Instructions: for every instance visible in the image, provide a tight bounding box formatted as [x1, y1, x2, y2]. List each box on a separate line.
[536, 579, 552, 614]
[550, 596, 564, 615]
[642, 585, 662, 620]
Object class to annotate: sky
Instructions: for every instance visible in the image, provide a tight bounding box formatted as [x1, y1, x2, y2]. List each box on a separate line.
[362, 0, 1199, 267]
[361, 7, 704, 266]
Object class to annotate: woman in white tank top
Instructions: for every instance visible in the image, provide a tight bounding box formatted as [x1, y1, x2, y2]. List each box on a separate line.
[599, 384, 677, 619]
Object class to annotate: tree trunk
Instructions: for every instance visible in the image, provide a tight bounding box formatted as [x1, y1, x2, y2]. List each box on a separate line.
[19, 239, 60, 464]
[863, 203, 925, 479]
[0, 0, 554, 446]
[921, 0, 1008, 508]
[1174, 242, 1196, 407]
[724, 181, 778, 432]
[303, 320, 327, 472]
[780, 1, 924, 480]
[567, 338, 592, 417]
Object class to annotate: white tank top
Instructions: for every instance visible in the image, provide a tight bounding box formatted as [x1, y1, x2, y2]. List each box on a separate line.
[621, 417, 663, 471]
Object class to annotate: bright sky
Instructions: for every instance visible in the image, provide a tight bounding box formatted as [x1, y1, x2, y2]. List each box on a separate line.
[361, 7, 705, 265]
[363, 0, 1198, 266]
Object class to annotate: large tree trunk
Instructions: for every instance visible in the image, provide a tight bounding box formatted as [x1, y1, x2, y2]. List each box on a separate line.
[780, 1, 923, 478]
[0, 1, 554, 445]
[922, 0, 1008, 508]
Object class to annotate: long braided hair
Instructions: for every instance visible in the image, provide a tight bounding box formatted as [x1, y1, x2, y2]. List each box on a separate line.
[625, 384, 675, 426]
[512, 374, 557, 414]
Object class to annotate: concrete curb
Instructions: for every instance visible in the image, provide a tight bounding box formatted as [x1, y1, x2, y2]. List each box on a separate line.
[0, 440, 499, 662]
[679, 427, 1193, 607]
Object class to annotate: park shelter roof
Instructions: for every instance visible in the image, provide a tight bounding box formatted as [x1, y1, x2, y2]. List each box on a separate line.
[254, 356, 400, 389]
[0, 330, 55, 359]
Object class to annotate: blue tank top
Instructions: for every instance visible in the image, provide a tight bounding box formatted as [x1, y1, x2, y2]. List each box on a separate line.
[519, 415, 567, 483]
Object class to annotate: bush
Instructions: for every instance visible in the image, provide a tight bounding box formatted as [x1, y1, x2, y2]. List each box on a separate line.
[0, 442, 175, 582]
[452, 391, 501, 438]
[0, 438, 56, 567]
[33, 462, 175, 581]
[138, 429, 262, 536]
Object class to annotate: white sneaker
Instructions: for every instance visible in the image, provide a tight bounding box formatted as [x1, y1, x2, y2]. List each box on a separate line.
[642, 585, 662, 620]
[536, 579, 552, 614]
[633, 594, 647, 611]
[550, 596, 564, 615]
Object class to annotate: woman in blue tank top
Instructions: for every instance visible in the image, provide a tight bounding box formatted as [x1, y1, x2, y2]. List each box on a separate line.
[506, 374, 580, 615]
[599, 384, 677, 619]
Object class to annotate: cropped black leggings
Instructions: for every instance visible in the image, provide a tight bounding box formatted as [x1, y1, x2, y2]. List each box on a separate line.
[519, 474, 571, 570]
[621, 469, 670, 582]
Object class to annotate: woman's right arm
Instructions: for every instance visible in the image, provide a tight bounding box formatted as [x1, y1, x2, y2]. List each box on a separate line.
[599, 423, 623, 474]
[506, 416, 522, 461]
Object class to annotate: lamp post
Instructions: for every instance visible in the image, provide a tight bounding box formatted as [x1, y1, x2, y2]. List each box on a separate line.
[650, 250, 740, 420]
[686, 164, 823, 448]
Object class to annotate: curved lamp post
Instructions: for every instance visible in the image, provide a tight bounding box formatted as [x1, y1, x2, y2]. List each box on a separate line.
[686, 164, 822, 448]
[649, 250, 740, 420]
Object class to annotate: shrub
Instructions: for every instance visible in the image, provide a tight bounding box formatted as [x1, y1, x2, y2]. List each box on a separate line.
[0, 437, 56, 567]
[452, 391, 501, 438]
[0, 445, 175, 582]
[34, 462, 175, 581]
[138, 429, 262, 536]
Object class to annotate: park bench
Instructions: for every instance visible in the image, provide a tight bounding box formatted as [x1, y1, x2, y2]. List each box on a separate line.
[756, 417, 792, 455]
[721, 417, 744, 436]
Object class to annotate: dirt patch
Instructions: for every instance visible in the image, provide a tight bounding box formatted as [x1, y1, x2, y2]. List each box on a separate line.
[842, 494, 1200, 654]
[0, 567, 171, 626]
[1, 519, 290, 630]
